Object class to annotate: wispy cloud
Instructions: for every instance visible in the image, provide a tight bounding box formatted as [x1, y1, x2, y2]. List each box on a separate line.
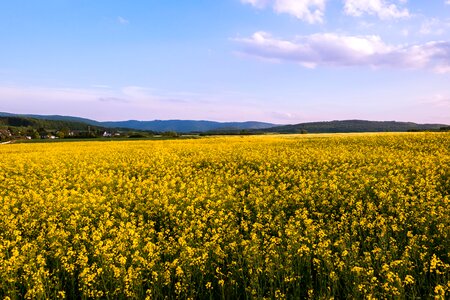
[117, 16, 129, 25]
[98, 97, 128, 103]
[343, 0, 410, 20]
[241, 0, 326, 24]
[270, 111, 306, 121]
[0, 85, 273, 122]
[241, 0, 411, 22]
[419, 18, 450, 35]
[1, 84, 448, 124]
[91, 84, 112, 89]
[235, 32, 450, 72]
[421, 94, 450, 108]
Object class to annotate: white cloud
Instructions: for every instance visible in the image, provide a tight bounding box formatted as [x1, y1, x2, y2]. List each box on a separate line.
[91, 84, 111, 89]
[117, 16, 129, 25]
[446, 0, 450, 5]
[241, 0, 410, 22]
[400, 29, 409, 37]
[343, 0, 410, 19]
[420, 18, 450, 35]
[241, 0, 269, 9]
[235, 32, 450, 72]
[434, 64, 450, 74]
[241, 0, 326, 24]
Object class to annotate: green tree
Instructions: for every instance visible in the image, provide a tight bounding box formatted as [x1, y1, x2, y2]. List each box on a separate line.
[162, 131, 178, 138]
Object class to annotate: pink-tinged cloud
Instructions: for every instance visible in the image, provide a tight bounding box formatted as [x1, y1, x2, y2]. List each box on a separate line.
[235, 32, 450, 72]
[419, 18, 450, 36]
[241, 0, 410, 22]
[344, 0, 410, 20]
[241, 0, 326, 24]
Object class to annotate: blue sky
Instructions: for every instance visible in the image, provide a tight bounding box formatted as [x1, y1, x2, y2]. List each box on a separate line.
[0, 0, 449, 124]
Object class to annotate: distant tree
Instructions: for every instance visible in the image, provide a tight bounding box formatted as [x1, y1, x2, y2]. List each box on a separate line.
[38, 127, 47, 137]
[0, 129, 11, 141]
[7, 126, 20, 136]
[60, 127, 70, 136]
[162, 131, 178, 138]
[129, 133, 147, 138]
[32, 131, 40, 139]
[26, 128, 40, 139]
[6, 117, 33, 127]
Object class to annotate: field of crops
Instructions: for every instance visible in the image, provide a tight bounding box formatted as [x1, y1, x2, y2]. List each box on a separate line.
[1, 133, 449, 299]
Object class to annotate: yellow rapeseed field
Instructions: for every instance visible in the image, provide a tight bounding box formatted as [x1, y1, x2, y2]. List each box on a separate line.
[1, 133, 449, 299]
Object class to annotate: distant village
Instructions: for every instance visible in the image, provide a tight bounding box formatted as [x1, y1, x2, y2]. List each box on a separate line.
[0, 127, 126, 142]
[0, 126, 183, 142]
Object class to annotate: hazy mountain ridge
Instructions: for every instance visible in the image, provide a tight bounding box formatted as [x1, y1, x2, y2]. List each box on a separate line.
[256, 120, 448, 133]
[0, 112, 103, 126]
[0, 115, 104, 131]
[101, 120, 276, 132]
[0, 112, 276, 133]
[1, 112, 448, 134]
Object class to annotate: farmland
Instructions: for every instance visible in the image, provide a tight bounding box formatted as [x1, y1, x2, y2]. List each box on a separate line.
[0, 133, 449, 299]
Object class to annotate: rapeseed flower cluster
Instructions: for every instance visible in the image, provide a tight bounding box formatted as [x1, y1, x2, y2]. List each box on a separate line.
[0, 133, 449, 299]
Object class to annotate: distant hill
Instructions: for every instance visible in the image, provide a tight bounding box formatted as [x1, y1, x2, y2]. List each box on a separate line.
[0, 112, 276, 133]
[2, 113, 447, 134]
[0, 112, 102, 126]
[256, 120, 448, 133]
[101, 120, 276, 132]
[0, 116, 102, 131]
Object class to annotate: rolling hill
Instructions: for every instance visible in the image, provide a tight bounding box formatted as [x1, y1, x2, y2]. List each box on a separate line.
[0, 112, 276, 133]
[256, 120, 448, 133]
[0, 112, 102, 126]
[0, 116, 103, 131]
[101, 120, 276, 132]
[1, 113, 448, 134]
